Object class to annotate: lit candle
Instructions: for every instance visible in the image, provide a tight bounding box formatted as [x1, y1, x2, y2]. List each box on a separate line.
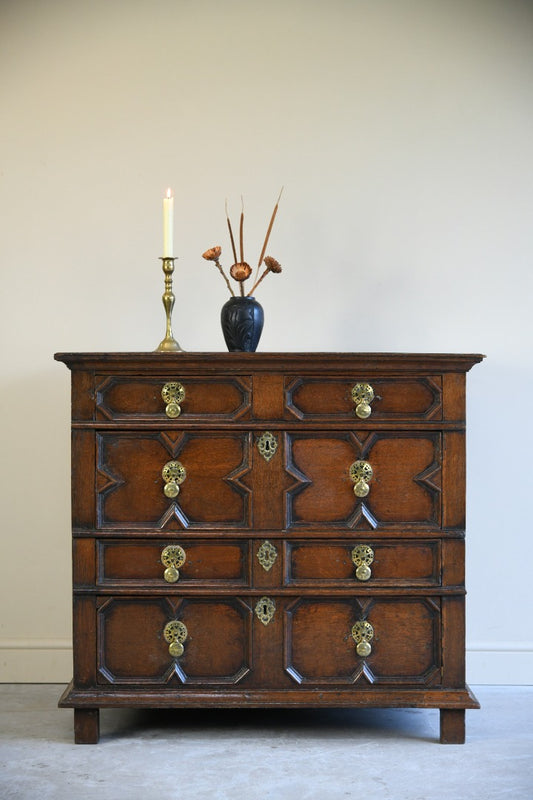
[162, 187, 174, 257]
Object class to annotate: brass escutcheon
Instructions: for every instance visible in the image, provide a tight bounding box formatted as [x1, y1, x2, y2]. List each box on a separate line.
[257, 431, 278, 462]
[351, 383, 375, 419]
[163, 619, 188, 658]
[351, 544, 375, 582]
[161, 382, 185, 418]
[349, 460, 373, 498]
[257, 541, 278, 572]
[162, 460, 186, 499]
[351, 620, 374, 657]
[255, 596, 276, 626]
[161, 544, 186, 583]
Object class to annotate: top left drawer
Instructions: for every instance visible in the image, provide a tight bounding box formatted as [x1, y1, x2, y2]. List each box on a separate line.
[95, 375, 252, 422]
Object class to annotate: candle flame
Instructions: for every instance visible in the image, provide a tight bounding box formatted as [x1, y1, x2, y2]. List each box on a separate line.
[166, 187, 173, 199]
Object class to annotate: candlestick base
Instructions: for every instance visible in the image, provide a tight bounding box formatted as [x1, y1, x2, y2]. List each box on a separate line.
[155, 256, 185, 354]
[156, 336, 184, 353]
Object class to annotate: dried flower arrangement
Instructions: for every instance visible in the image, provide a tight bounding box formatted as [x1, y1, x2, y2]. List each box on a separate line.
[202, 188, 283, 297]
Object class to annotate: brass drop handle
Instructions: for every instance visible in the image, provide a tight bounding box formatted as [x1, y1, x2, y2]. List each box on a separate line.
[161, 381, 185, 419]
[163, 620, 188, 658]
[349, 460, 373, 498]
[352, 620, 374, 657]
[351, 544, 375, 582]
[351, 383, 375, 419]
[161, 544, 186, 583]
[162, 460, 186, 499]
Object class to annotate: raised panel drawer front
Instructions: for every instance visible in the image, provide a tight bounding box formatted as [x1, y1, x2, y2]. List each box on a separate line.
[97, 597, 253, 685]
[285, 597, 441, 686]
[95, 375, 252, 421]
[285, 376, 442, 421]
[285, 431, 442, 529]
[286, 540, 440, 586]
[96, 431, 252, 529]
[97, 540, 250, 587]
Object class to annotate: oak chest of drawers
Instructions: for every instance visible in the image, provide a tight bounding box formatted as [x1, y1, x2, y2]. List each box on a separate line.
[56, 352, 482, 744]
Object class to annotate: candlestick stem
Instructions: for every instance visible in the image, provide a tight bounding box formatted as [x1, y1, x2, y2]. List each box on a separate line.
[155, 257, 184, 352]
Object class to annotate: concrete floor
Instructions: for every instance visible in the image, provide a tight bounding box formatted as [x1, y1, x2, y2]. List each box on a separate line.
[0, 685, 532, 800]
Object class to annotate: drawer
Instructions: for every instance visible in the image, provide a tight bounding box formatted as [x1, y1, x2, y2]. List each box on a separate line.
[97, 540, 250, 587]
[285, 431, 442, 530]
[95, 375, 252, 421]
[285, 540, 440, 587]
[97, 596, 253, 685]
[285, 376, 442, 421]
[96, 431, 252, 530]
[285, 596, 441, 686]
[95, 594, 440, 689]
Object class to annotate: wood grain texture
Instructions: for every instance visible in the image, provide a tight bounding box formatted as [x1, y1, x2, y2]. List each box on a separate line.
[57, 352, 483, 743]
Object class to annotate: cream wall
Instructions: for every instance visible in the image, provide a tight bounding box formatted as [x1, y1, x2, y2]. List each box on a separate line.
[1, 0, 532, 683]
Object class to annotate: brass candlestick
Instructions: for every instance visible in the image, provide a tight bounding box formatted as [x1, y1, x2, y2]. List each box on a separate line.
[155, 256, 184, 353]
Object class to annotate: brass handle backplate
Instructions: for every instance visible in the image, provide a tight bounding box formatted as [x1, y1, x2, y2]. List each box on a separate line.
[161, 544, 186, 583]
[352, 620, 374, 657]
[162, 460, 186, 498]
[351, 544, 375, 581]
[161, 381, 185, 418]
[351, 383, 374, 419]
[163, 619, 188, 658]
[349, 460, 373, 498]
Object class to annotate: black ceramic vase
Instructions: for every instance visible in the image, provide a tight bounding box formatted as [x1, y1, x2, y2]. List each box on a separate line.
[221, 296, 264, 352]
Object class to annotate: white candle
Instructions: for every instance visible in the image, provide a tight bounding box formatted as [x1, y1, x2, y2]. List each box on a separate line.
[162, 188, 174, 257]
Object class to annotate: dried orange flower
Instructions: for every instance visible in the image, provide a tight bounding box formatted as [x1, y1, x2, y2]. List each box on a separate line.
[263, 256, 282, 273]
[202, 246, 222, 261]
[202, 245, 235, 296]
[246, 255, 282, 295]
[230, 262, 252, 282]
[203, 190, 283, 297]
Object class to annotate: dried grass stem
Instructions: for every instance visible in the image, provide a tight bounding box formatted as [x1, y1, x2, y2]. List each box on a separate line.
[247, 267, 269, 296]
[255, 186, 283, 281]
[225, 200, 238, 263]
[216, 259, 235, 296]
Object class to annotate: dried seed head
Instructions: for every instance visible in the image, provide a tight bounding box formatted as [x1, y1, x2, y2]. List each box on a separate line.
[230, 262, 252, 281]
[202, 246, 222, 261]
[264, 256, 282, 273]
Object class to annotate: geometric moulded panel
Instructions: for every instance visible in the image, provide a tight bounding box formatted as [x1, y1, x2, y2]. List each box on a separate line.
[97, 596, 252, 686]
[284, 597, 441, 686]
[96, 431, 252, 530]
[284, 431, 442, 530]
[95, 375, 252, 422]
[284, 376, 442, 422]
